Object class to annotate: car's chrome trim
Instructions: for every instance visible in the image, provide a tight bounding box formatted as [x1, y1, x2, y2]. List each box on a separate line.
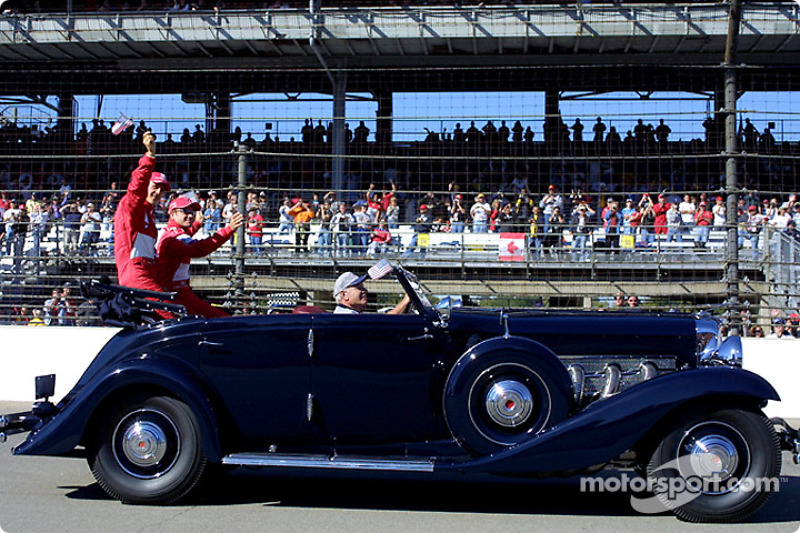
[222, 453, 436, 472]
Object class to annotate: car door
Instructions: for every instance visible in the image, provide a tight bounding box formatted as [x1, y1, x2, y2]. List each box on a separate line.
[309, 313, 445, 444]
[198, 315, 312, 448]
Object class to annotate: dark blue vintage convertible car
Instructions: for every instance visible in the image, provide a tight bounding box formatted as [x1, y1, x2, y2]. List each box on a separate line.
[1, 262, 798, 522]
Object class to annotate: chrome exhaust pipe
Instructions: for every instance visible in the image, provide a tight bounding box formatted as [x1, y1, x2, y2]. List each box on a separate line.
[600, 363, 622, 398]
[567, 364, 586, 405]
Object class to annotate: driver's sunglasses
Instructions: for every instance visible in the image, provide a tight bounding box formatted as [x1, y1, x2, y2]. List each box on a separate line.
[173, 208, 197, 216]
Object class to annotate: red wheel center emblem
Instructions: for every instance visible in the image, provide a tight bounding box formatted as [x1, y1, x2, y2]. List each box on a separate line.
[505, 400, 516, 410]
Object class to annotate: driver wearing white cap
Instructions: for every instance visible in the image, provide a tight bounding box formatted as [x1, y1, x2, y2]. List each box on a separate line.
[333, 271, 410, 315]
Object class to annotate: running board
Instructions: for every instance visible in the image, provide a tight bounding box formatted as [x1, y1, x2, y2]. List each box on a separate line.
[222, 453, 436, 472]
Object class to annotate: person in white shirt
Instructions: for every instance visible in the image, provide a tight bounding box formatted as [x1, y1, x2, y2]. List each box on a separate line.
[332, 272, 410, 315]
[712, 196, 726, 229]
[470, 194, 491, 233]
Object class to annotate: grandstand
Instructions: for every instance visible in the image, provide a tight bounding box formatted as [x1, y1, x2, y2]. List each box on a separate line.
[0, 1, 798, 334]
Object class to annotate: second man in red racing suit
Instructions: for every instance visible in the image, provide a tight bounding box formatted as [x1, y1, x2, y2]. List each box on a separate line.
[156, 195, 244, 318]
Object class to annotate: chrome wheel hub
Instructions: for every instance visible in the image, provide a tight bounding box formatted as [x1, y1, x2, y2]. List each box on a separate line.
[122, 420, 168, 468]
[113, 409, 180, 479]
[485, 380, 534, 428]
[687, 435, 739, 478]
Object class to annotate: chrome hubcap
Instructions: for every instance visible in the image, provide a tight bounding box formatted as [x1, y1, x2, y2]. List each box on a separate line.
[687, 435, 739, 478]
[485, 380, 534, 428]
[113, 408, 180, 479]
[122, 420, 168, 468]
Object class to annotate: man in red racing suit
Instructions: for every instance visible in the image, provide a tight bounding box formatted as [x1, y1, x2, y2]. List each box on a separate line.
[114, 131, 171, 293]
[156, 195, 244, 318]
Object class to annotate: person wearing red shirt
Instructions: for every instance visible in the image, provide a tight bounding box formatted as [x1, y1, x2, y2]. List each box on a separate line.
[247, 207, 264, 255]
[156, 196, 244, 318]
[113, 131, 170, 293]
[652, 193, 671, 235]
[694, 201, 714, 248]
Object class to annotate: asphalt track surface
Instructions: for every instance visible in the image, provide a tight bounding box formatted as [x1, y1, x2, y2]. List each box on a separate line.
[1, 401, 800, 533]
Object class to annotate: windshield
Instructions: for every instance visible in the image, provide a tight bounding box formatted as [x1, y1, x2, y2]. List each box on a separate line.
[401, 269, 436, 314]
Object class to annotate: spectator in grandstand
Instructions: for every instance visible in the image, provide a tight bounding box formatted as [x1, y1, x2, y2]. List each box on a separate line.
[592, 117, 606, 146]
[544, 206, 566, 255]
[570, 118, 584, 143]
[759, 127, 775, 153]
[496, 203, 517, 233]
[156, 196, 244, 318]
[570, 202, 594, 261]
[331, 202, 355, 257]
[278, 198, 294, 234]
[470, 193, 491, 233]
[332, 272, 410, 316]
[203, 196, 222, 233]
[288, 198, 316, 254]
[28, 309, 45, 326]
[367, 220, 393, 257]
[43, 288, 60, 326]
[353, 121, 370, 144]
[741, 118, 759, 152]
[785, 219, 800, 244]
[385, 196, 400, 230]
[665, 203, 682, 243]
[247, 207, 264, 255]
[316, 201, 333, 256]
[766, 318, 795, 340]
[539, 184, 564, 221]
[712, 196, 726, 229]
[788, 313, 800, 338]
[602, 201, 623, 254]
[57, 283, 77, 326]
[113, 131, 173, 318]
[489, 198, 503, 233]
[29, 202, 50, 261]
[611, 293, 626, 309]
[528, 205, 544, 259]
[450, 193, 468, 233]
[655, 119, 671, 147]
[749, 325, 764, 338]
[620, 198, 637, 236]
[770, 205, 793, 230]
[59, 203, 83, 255]
[678, 194, 696, 237]
[651, 193, 671, 236]
[627, 295, 641, 308]
[606, 126, 622, 155]
[693, 201, 714, 249]
[403, 203, 434, 258]
[79, 202, 102, 255]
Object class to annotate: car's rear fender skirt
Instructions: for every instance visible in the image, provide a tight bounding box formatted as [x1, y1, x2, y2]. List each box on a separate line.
[436, 367, 779, 475]
[13, 360, 222, 461]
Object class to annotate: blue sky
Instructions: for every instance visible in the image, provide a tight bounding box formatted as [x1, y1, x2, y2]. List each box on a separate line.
[11, 90, 800, 144]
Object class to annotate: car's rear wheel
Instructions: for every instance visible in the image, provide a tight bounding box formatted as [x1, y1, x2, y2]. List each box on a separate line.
[645, 408, 780, 523]
[88, 395, 206, 504]
[444, 349, 572, 456]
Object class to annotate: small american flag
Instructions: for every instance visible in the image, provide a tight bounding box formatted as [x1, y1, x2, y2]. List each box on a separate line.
[111, 114, 134, 136]
[367, 258, 394, 280]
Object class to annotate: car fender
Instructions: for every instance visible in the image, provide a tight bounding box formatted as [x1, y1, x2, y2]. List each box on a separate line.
[437, 367, 779, 475]
[13, 359, 223, 461]
[443, 336, 574, 455]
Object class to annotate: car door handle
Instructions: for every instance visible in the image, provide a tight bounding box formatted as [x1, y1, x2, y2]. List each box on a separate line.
[407, 334, 434, 342]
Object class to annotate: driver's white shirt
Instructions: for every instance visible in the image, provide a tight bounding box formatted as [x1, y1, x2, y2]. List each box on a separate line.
[334, 304, 360, 314]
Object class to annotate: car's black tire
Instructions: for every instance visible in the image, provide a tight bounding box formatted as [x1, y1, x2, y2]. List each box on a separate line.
[88, 395, 207, 505]
[646, 408, 780, 523]
[444, 348, 572, 456]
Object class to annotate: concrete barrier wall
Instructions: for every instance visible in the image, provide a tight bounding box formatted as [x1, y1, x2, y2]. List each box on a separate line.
[1, 327, 797, 417]
[0, 326, 121, 403]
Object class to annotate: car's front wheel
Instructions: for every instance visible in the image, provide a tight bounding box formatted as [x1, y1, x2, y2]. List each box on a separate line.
[88, 395, 206, 504]
[645, 408, 780, 523]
